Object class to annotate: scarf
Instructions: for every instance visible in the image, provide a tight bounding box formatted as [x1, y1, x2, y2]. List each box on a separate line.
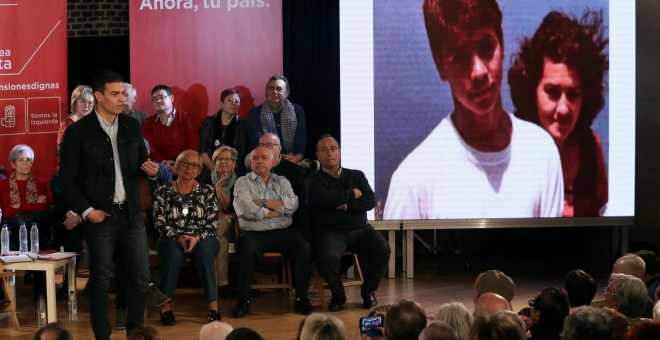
[259, 99, 297, 154]
[9, 171, 38, 208]
[211, 169, 237, 197]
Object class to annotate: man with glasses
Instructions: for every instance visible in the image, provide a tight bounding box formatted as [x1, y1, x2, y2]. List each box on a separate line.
[142, 84, 200, 170]
[232, 146, 313, 318]
[58, 70, 159, 339]
[246, 75, 307, 164]
[306, 134, 391, 312]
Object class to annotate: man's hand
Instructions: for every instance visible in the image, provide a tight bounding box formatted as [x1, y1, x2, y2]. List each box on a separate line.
[87, 209, 107, 223]
[282, 153, 303, 164]
[162, 160, 175, 170]
[63, 211, 83, 230]
[140, 160, 160, 177]
[335, 203, 348, 212]
[353, 188, 363, 199]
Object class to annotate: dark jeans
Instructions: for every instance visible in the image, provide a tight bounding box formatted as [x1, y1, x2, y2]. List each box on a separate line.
[315, 227, 391, 297]
[84, 211, 150, 340]
[236, 228, 311, 301]
[157, 236, 220, 302]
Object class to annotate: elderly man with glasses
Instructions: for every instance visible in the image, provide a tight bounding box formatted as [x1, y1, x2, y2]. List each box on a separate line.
[306, 134, 391, 312]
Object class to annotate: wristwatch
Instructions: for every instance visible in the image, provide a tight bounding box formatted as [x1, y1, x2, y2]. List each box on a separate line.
[261, 199, 267, 208]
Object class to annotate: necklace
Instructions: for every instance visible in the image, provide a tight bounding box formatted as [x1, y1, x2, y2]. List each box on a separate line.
[174, 180, 196, 216]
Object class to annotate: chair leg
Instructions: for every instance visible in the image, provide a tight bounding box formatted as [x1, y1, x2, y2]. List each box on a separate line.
[1, 277, 20, 330]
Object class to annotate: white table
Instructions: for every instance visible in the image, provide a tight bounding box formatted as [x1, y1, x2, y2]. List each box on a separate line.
[3, 256, 76, 323]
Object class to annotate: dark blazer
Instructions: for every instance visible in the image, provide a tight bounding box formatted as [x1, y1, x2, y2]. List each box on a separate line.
[58, 111, 148, 218]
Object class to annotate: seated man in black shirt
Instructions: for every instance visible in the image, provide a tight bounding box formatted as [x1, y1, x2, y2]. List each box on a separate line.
[306, 134, 391, 311]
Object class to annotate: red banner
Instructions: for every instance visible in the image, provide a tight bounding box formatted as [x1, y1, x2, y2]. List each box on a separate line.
[129, 0, 283, 122]
[0, 0, 67, 181]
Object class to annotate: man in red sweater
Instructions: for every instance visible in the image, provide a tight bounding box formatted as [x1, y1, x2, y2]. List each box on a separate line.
[142, 84, 200, 170]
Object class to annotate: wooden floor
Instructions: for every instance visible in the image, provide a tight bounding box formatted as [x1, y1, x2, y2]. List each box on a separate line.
[0, 243, 613, 340]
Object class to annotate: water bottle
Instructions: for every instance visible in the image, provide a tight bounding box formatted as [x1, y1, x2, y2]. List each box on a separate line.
[37, 294, 47, 327]
[1, 224, 9, 255]
[18, 223, 28, 253]
[68, 291, 77, 322]
[30, 223, 39, 253]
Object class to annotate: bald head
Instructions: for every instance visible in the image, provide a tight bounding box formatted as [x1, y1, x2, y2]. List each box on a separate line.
[200, 321, 234, 340]
[474, 292, 511, 318]
[613, 254, 645, 280]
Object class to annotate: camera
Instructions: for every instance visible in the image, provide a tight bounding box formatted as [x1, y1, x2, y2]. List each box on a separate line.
[359, 314, 383, 335]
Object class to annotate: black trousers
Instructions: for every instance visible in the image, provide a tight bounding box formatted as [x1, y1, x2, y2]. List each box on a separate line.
[236, 228, 312, 301]
[315, 227, 391, 297]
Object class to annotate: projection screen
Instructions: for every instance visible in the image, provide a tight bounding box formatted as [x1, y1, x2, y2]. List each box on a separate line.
[340, 0, 634, 226]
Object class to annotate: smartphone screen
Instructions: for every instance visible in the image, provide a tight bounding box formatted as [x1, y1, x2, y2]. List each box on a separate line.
[359, 315, 384, 334]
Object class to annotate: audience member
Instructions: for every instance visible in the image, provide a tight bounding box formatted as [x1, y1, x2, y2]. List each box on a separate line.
[211, 146, 239, 298]
[199, 88, 248, 179]
[200, 321, 234, 340]
[622, 319, 660, 340]
[604, 273, 649, 320]
[563, 269, 597, 310]
[654, 301, 660, 320]
[469, 311, 526, 340]
[34, 322, 73, 340]
[298, 313, 348, 340]
[0, 165, 6, 180]
[435, 302, 473, 339]
[474, 293, 510, 319]
[57, 85, 94, 146]
[226, 327, 264, 340]
[561, 306, 612, 340]
[382, 300, 427, 340]
[127, 326, 163, 340]
[419, 321, 459, 340]
[232, 146, 312, 317]
[58, 70, 157, 339]
[0, 144, 52, 301]
[635, 250, 660, 300]
[612, 253, 646, 280]
[142, 84, 200, 169]
[153, 150, 221, 325]
[613, 254, 646, 280]
[384, 0, 563, 219]
[602, 307, 632, 340]
[528, 287, 569, 340]
[122, 83, 148, 126]
[473, 270, 515, 304]
[508, 10, 609, 217]
[258, 133, 311, 242]
[246, 75, 307, 164]
[307, 135, 391, 311]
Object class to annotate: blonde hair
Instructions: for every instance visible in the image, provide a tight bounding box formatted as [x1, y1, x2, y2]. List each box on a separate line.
[435, 302, 474, 340]
[174, 150, 203, 176]
[70, 85, 93, 114]
[299, 313, 348, 340]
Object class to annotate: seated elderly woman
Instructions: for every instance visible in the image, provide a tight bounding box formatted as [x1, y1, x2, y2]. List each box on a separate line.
[0, 144, 52, 300]
[211, 145, 239, 298]
[153, 150, 221, 326]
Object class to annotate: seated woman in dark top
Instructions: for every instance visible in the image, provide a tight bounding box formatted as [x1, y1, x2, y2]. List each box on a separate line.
[211, 145, 239, 298]
[199, 88, 248, 181]
[153, 150, 221, 326]
[508, 10, 609, 217]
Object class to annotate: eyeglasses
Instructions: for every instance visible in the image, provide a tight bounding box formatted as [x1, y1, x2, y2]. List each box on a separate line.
[214, 157, 236, 163]
[528, 299, 535, 307]
[259, 142, 280, 149]
[79, 100, 94, 106]
[317, 146, 339, 153]
[180, 160, 200, 170]
[603, 286, 614, 296]
[151, 95, 170, 103]
[225, 98, 240, 104]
